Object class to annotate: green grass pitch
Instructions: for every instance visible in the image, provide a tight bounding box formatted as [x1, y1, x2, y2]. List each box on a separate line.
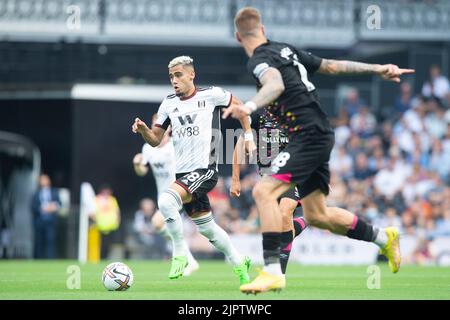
[0, 260, 449, 300]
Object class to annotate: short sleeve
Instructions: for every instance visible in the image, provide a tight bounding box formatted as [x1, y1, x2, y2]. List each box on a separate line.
[247, 50, 276, 82]
[295, 50, 322, 74]
[154, 99, 171, 130]
[211, 86, 232, 107]
[140, 144, 152, 166]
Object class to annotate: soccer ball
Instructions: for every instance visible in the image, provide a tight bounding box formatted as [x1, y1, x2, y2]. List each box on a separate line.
[102, 262, 134, 291]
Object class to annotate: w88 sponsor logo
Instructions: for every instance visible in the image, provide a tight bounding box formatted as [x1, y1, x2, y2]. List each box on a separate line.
[175, 126, 200, 138]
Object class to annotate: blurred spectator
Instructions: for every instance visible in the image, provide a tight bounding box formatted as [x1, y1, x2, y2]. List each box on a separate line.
[428, 208, 450, 239]
[408, 131, 431, 166]
[366, 135, 383, 152]
[342, 88, 365, 117]
[368, 146, 387, 172]
[445, 108, 450, 124]
[330, 146, 353, 180]
[334, 116, 351, 147]
[374, 207, 402, 229]
[398, 97, 426, 134]
[373, 157, 410, 200]
[133, 198, 157, 246]
[346, 134, 364, 160]
[394, 82, 413, 116]
[394, 99, 430, 158]
[421, 65, 450, 100]
[361, 200, 380, 222]
[401, 210, 416, 235]
[345, 179, 369, 214]
[132, 198, 167, 257]
[402, 164, 435, 205]
[429, 138, 450, 182]
[0, 221, 11, 258]
[424, 98, 447, 139]
[350, 106, 377, 138]
[31, 174, 61, 259]
[442, 123, 450, 155]
[380, 121, 393, 152]
[92, 185, 121, 259]
[327, 174, 348, 207]
[353, 152, 376, 181]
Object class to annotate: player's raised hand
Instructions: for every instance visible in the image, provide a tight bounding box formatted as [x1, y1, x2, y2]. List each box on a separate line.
[230, 179, 241, 198]
[378, 64, 415, 83]
[132, 117, 149, 134]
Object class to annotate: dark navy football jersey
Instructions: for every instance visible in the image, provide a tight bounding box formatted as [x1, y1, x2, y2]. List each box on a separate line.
[247, 40, 333, 134]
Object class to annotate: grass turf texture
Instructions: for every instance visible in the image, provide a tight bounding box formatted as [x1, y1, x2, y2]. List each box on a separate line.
[0, 260, 449, 300]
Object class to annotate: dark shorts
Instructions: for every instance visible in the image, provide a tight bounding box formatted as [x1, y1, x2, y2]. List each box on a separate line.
[175, 168, 218, 216]
[259, 167, 301, 207]
[280, 186, 302, 207]
[270, 127, 334, 200]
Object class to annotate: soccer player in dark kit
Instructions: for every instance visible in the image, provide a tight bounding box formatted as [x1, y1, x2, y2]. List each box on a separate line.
[230, 108, 307, 279]
[223, 7, 415, 294]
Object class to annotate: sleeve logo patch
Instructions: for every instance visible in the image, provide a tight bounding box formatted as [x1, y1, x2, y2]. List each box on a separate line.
[280, 47, 293, 60]
[253, 62, 270, 79]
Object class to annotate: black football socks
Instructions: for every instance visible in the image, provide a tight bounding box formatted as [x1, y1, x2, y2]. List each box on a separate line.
[346, 215, 378, 242]
[262, 232, 281, 269]
[280, 217, 308, 274]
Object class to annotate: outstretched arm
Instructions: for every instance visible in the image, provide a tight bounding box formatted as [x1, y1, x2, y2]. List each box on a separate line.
[248, 68, 285, 109]
[132, 117, 165, 147]
[318, 59, 415, 83]
[222, 68, 285, 119]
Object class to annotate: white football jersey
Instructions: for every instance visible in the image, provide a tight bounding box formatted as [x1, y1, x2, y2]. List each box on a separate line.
[155, 86, 232, 173]
[141, 141, 176, 196]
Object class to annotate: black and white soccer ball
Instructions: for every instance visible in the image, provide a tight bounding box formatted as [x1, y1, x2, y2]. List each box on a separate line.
[102, 262, 134, 291]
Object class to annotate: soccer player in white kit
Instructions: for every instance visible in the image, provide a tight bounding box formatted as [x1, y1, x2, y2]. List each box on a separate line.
[133, 115, 199, 276]
[132, 56, 254, 285]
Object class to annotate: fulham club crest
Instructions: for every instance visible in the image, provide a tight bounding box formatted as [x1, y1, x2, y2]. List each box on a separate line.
[198, 100, 206, 108]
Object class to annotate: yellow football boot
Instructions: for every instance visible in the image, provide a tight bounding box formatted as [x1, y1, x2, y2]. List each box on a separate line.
[240, 269, 285, 295]
[379, 227, 401, 273]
